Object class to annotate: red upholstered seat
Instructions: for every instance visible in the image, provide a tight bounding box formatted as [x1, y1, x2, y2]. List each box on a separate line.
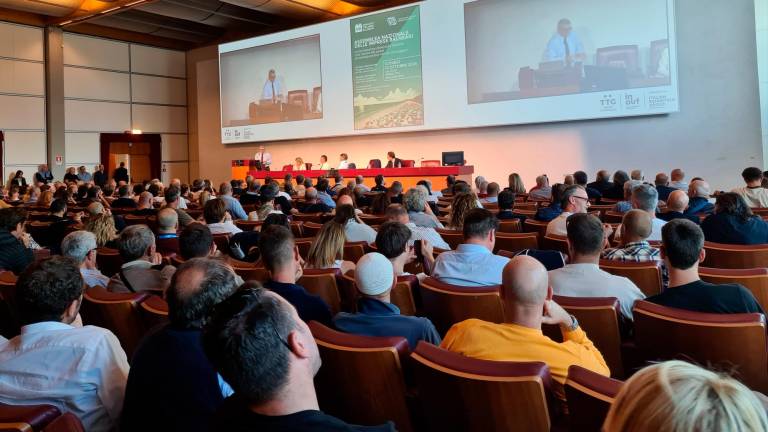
[401, 160, 415, 168]
[343, 241, 368, 263]
[211, 234, 230, 255]
[419, 277, 503, 335]
[599, 259, 663, 297]
[155, 236, 179, 257]
[80, 286, 149, 360]
[0, 402, 62, 432]
[368, 159, 382, 169]
[565, 365, 623, 432]
[633, 300, 768, 392]
[309, 321, 413, 432]
[234, 220, 262, 232]
[298, 269, 343, 314]
[702, 241, 768, 269]
[494, 232, 539, 254]
[411, 342, 553, 432]
[138, 295, 169, 333]
[699, 267, 768, 311]
[542, 234, 569, 256]
[41, 413, 85, 432]
[95, 247, 123, 278]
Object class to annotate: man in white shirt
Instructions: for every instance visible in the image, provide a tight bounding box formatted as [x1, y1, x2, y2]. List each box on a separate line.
[338, 153, 350, 170]
[253, 145, 271, 170]
[355, 175, 370, 192]
[669, 168, 688, 190]
[318, 154, 331, 170]
[544, 18, 586, 65]
[546, 185, 590, 236]
[260, 69, 282, 103]
[61, 231, 109, 288]
[731, 167, 768, 208]
[386, 204, 450, 250]
[549, 213, 645, 320]
[0, 256, 129, 432]
[614, 184, 667, 243]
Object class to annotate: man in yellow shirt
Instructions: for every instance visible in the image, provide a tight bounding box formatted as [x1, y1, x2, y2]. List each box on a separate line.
[441, 255, 609, 398]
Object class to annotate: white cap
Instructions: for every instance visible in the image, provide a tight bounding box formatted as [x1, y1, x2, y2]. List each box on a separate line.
[354, 253, 395, 297]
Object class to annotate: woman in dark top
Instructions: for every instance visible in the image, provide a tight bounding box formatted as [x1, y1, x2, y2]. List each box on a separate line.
[63, 167, 80, 183]
[0, 207, 35, 274]
[371, 174, 387, 192]
[701, 193, 768, 244]
[11, 170, 26, 187]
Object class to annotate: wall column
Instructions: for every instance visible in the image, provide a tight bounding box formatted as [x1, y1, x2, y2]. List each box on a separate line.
[45, 26, 66, 179]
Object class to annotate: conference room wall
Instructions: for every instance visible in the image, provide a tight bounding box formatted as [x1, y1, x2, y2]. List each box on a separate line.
[465, 0, 669, 97]
[757, 0, 768, 168]
[187, 0, 762, 192]
[62, 33, 190, 181]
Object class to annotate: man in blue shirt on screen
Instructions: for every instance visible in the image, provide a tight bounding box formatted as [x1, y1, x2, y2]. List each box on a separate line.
[544, 18, 586, 66]
[260, 69, 283, 103]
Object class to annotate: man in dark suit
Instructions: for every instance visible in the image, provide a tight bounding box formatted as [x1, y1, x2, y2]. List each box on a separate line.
[574, 171, 601, 202]
[657, 190, 700, 224]
[654, 172, 676, 202]
[685, 180, 714, 216]
[34, 164, 53, 185]
[113, 162, 129, 183]
[93, 164, 107, 187]
[586, 170, 613, 196]
[385, 151, 403, 168]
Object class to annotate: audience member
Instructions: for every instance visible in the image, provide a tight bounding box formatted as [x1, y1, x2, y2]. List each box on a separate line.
[164, 186, 194, 227]
[355, 175, 370, 192]
[446, 192, 479, 230]
[301, 187, 333, 213]
[122, 258, 240, 432]
[305, 221, 356, 274]
[108, 225, 176, 294]
[574, 170, 601, 201]
[432, 209, 509, 286]
[669, 168, 688, 190]
[315, 178, 337, 209]
[387, 181, 404, 204]
[685, 179, 714, 215]
[85, 212, 119, 248]
[441, 256, 609, 398]
[218, 182, 248, 220]
[604, 170, 630, 200]
[369, 192, 392, 215]
[732, 167, 768, 208]
[657, 190, 700, 224]
[0, 257, 129, 432]
[385, 204, 450, 250]
[614, 179, 643, 213]
[528, 175, 552, 200]
[603, 360, 768, 431]
[534, 183, 566, 222]
[506, 173, 526, 194]
[405, 186, 443, 228]
[545, 185, 589, 236]
[496, 190, 525, 222]
[654, 172, 676, 202]
[179, 223, 217, 260]
[335, 252, 441, 349]
[61, 230, 109, 288]
[548, 214, 645, 319]
[372, 174, 387, 192]
[647, 219, 763, 313]
[112, 185, 137, 208]
[701, 192, 768, 244]
[375, 221, 435, 280]
[335, 204, 377, 244]
[630, 169, 644, 181]
[587, 170, 613, 197]
[614, 184, 666, 242]
[239, 181, 260, 206]
[0, 207, 34, 274]
[203, 287, 396, 431]
[204, 198, 242, 235]
[481, 182, 500, 204]
[603, 210, 661, 263]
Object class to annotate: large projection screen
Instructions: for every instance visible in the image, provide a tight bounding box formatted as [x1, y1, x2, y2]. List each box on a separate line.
[219, 0, 679, 144]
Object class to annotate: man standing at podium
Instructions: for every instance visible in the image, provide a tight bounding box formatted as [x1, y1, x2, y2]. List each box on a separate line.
[544, 19, 585, 66]
[261, 69, 283, 104]
[254, 145, 271, 171]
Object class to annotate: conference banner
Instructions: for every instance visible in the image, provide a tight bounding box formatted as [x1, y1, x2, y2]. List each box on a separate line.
[350, 5, 424, 130]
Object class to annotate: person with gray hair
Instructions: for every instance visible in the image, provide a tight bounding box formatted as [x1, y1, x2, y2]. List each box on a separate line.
[529, 175, 552, 201]
[686, 179, 714, 215]
[218, 182, 248, 220]
[614, 184, 667, 242]
[354, 175, 370, 192]
[404, 186, 443, 229]
[614, 180, 643, 213]
[121, 258, 241, 431]
[107, 224, 176, 294]
[61, 230, 109, 288]
[630, 169, 644, 181]
[546, 185, 590, 236]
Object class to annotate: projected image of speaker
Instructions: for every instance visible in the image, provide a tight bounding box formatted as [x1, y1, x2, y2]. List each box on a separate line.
[442, 151, 465, 167]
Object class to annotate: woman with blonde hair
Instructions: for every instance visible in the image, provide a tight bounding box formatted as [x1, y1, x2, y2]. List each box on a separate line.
[305, 221, 356, 274]
[446, 192, 479, 230]
[293, 157, 305, 171]
[507, 173, 526, 195]
[85, 213, 119, 248]
[603, 360, 768, 431]
[37, 190, 54, 208]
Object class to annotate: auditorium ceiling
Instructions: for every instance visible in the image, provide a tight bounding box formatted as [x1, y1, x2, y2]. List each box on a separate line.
[0, 0, 417, 50]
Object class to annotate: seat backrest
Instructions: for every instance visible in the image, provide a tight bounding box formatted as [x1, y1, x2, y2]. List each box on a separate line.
[80, 286, 148, 360]
[298, 269, 342, 314]
[702, 242, 768, 269]
[602, 211, 625, 224]
[343, 242, 367, 263]
[234, 266, 269, 283]
[0, 402, 62, 432]
[309, 321, 413, 432]
[295, 239, 314, 261]
[633, 300, 768, 392]
[542, 234, 569, 256]
[699, 267, 768, 312]
[494, 232, 539, 254]
[522, 219, 549, 241]
[549, 296, 624, 378]
[123, 215, 149, 226]
[154, 237, 179, 257]
[96, 247, 123, 277]
[393, 275, 418, 316]
[498, 220, 522, 233]
[212, 234, 230, 255]
[420, 277, 503, 335]
[565, 365, 623, 432]
[411, 342, 552, 432]
[302, 221, 323, 237]
[401, 160, 415, 168]
[435, 228, 462, 250]
[368, 159, 382, 169]
[421, 160, 441, 167]
[234, 220, 262, 232]
[0, 272, 20, 339]
[41, 412, 85, 432]
[599, 259, 663, 297]
[138, 295, 169, 333]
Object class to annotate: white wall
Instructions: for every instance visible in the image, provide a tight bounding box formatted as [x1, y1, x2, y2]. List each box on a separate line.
[62, 33, 189, 182]
[757, 0, 768, 167]
[219, 35, 322, 123]
[0, 22, 45, 182]
[465, 0, 669, 97]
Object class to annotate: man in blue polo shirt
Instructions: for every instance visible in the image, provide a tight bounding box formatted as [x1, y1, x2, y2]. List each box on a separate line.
[334, 252, 441, 349]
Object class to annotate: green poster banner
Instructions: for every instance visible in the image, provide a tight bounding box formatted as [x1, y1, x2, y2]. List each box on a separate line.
[350, 5, 424, 130]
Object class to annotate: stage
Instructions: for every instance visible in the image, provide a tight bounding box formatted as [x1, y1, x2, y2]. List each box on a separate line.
[231, 162, 475, 190]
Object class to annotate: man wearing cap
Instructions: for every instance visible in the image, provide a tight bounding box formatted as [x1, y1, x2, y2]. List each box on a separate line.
[333, 252, 441, 349]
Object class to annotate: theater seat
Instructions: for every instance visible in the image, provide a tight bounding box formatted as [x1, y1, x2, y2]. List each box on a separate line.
[298, 269, 343, 314]
[435, 229, 462, 250]
[420, 277, 503, 335]
[523, 219, 549, 241]
[699, 267, 768, 311]
[234, 220, 262, 232]
[309, 322, 413, 432]
[138, 295, 169, 333]
[401, 160, 415, 168]
[41, 413, 85, 432]
[565, 365, 623, 432]
[212, 234, 231, 256]
[301, 221, 323, 237]
[702, 242, 768, 269]
[633, 300, 768, 392]
[340, 273, 418, 316]
[343, 241, 368, 263]
[494, 232, 539, 254]
[95, 248, 123, 278]
[411, 342, 552, 432]
[0, 272, 19, 339]
[368, 159, 382, 169]
[80, 286, 149, 360]
[542, 234, 569, 256]
[599, 259, 663, 297]
[498, 220, 522, 233]
[295, 239, 314, 261]
[0, 402, 61, 432]
[154, 237, 179, 258]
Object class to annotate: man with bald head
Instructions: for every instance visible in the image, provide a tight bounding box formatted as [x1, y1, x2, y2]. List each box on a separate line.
[122, 258, 240, 431]
[654, 172, 675, 202]
[299, 187, 333, 213]
[658, 190, 700, 224]
[133, 191, 157, 216]
[441, 255, 609, 396]
[685, 179, 714, 215]
[587, 169, 613, 196]
[670, 168, 687, 190]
